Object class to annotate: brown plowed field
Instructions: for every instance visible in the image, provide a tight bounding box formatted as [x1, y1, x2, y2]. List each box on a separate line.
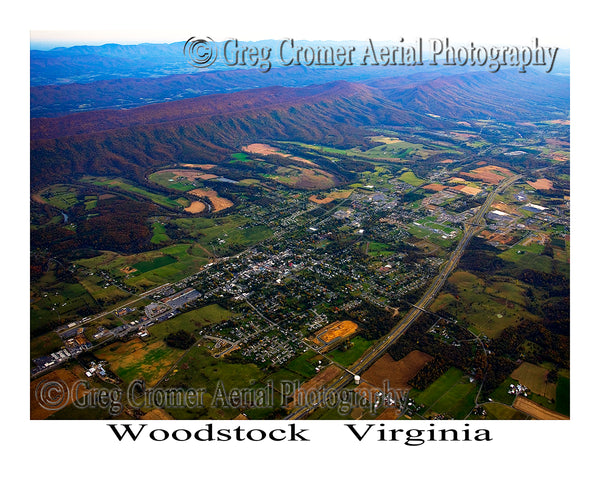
[188, 188, 233, 212]
[360, 351, 433, 390]
[513, 396, 568, 420]
[287, 365, 342, 409]
[526, 179, 554, 190]
[31, 367, 88, 420]
[423, 184, 446, 191]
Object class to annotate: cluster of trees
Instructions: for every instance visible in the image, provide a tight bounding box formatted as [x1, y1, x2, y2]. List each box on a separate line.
[344, 303, 398, 340]
[491, 320, 569, 369]
[165, 330, 197, 350]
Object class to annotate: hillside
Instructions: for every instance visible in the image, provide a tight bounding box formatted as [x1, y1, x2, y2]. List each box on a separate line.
[30, 80, 444, 188]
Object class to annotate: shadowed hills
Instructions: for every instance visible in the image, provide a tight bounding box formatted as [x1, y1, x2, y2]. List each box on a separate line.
[31, 71, 569, 189]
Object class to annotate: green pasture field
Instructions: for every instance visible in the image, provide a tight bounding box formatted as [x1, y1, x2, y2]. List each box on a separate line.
[329, 336, 374, 367]
[95, 336, 183, 387]
[162, 345, 263, 394]
[399, 170, 426, 186]
[482, 403, 527, 420]
[150, 222, 170, 244]
[499, 246, 553, 273]
[132, 254, 177, 274]
[285, 350, 319, 377]
[407, 222, 456, 248]
[38, 185, 79, 210]
[148, 170, 197, 192]
[149, 304, 233, 340]
[511, 361, 556, 399]
[411, 367, 479, 418]
[30, 331, 65, 361]
[30, 273, 98, 333]
[80, 176, 185, 209]
[413, 367, 463, 407]
[432, 270, 538, 338]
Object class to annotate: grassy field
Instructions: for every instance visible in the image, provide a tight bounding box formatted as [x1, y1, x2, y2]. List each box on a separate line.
[399, 170, 426, 186]
[285, 350, 319, 377]
[95, 337, 183, 387]
[413, 367, 463, 407]
[148, 170, 197, 192]
[511, 362, 556, 399]
[81, 176, 185, 209]
[149, 304, 233, 340]
[150, 222, 170, 244]
[30, 270, 98, 333]
[172, 215, 272, 254]
[555, 376, 570, 416]
[413, 368, 477, 419]
[407, 222, 457, 248]
[75, 244, 211, 290]
[482, 402, 527, 420]
[30, 331, 64, 361]
[161, 346, 263, 411]
[363, 138, 452, 160]
[132, 254, 177, 274]
[432, 270, 537, 338]
[329, 336, 374, 366]
[37, 185, 79, 210]
[499, 249, 554, 273]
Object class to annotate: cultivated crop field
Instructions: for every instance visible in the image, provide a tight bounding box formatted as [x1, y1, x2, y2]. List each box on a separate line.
[95, 337, 183, 387]
[361, 351, 433, 390]
[412, 367, 477, 419]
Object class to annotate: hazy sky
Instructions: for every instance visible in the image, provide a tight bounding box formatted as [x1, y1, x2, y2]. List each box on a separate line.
[29, 0, 572, 50]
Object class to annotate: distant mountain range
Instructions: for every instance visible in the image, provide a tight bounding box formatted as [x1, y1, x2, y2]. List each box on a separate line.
[30, 70, 569, 189]
[30, 40, 570, 117]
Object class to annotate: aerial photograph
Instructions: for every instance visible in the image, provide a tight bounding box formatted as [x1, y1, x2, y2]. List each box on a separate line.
[29, 31, 570, 424]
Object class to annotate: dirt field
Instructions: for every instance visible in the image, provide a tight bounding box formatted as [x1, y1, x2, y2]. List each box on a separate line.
[31, 367, 88, 420]
[184, 201, 206, 213]
[511, 362, 556, 399]
[31, 193, 46, 204]
[243, 143, 282, 156]
[423, 184, 447, 191]
[188, 188, 233, 212]
[526, 178, 554, 190]
[120, 266, 138, 274]
[312, 320, 358, 345]
[360, 351, 433, 390]
[376, 407, 401, 420]
[449, 177, 468, 183]
[486, 232, 518, 245]
[491, 201, 520, 215]
[180, 164, 216, 170]
[308, 190, 353, 204]
[287, 365, 342, 408]
[451, 185, 482, 196]
[513, 396, 568, 420]
[462, 165, 513, 185]
[140, 408, 175, 420]
[242, 143, 317, 166]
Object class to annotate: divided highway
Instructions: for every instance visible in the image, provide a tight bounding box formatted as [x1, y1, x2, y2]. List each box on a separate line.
[286, 175, 521, 419]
